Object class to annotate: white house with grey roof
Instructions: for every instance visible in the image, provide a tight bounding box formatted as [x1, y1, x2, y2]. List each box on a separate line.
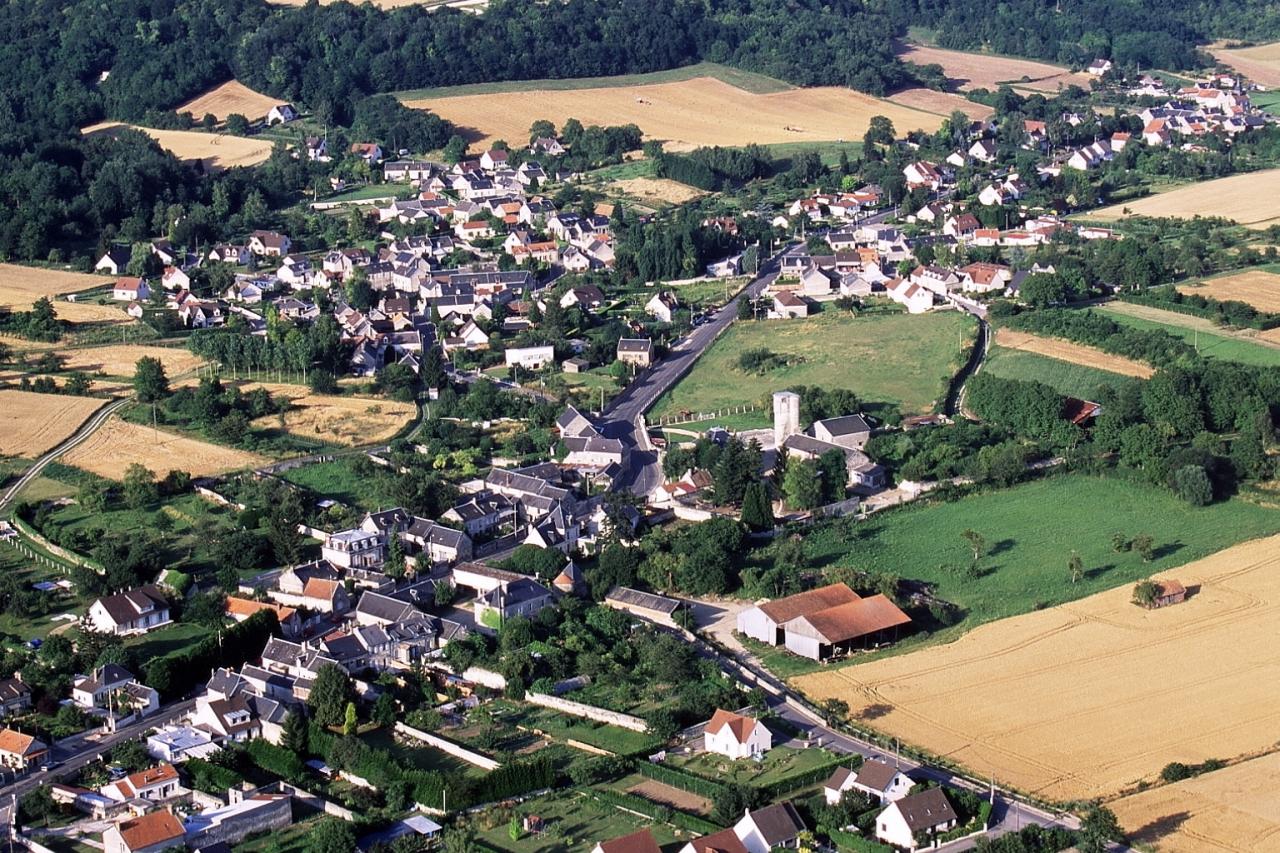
[826, 759, 913, 805]
[875, 787, 959, 851]
[87, 586, 171, 636]
[733, 802, 806, 853]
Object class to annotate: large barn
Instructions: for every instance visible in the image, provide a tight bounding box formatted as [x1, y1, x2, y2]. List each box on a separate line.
[737, 583, 911, 661]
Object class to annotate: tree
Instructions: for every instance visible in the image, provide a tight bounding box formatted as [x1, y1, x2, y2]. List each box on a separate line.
[121, 463, 158, 509]
[372, 692, 396, 728]
[783, 458, 823, 510]
[1131, 533, 1155, 562]
[508, 817, 521, 841]
[434, 580, 456, 607]
[310, 818, 357, 853]
[712, 783, 759, 825]
[821, 697, 850, 723]
[1132, 579, 1159, 608]
[1172, 464, 1213, 506]
[308, 664, 353, 728]
[961, 529, 986, 562]
[817, 448, 847, 504]
[740, 481, 775, 531]
[385, 536, 406, 580]
[1068, 551, 1084, 584]
[133, 356, 169, 402]
[342, 700, 358, 736]
[863, 115, 896, 148]
[1111, 532, 1131, 553]
[281, 711, 308, 754]
[1078, 805, 1123, 853]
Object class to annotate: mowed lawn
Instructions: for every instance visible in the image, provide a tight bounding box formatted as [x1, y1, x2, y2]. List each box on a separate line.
[982, 346, 1142, 400]
[478, 791, 684, 852]
[653, 311, 975, 424]
[800, 474, 1280, 629]
[1098, 303, 1280, 367]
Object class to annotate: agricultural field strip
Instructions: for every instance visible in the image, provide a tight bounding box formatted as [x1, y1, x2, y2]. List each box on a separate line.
[82, 122, 274, 169]
[993, 328, 1154, 378]
[1176, 268, 1280, 313]
[794, 534, 1280, 801]
[177, 80, 283, 122]
[1089, 167, 1280, 229]
[894, 43, 1091, 92]
[60, 415, 267, 478]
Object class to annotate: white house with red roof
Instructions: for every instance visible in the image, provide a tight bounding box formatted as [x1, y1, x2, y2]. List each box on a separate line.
[703, 709, 772, 759]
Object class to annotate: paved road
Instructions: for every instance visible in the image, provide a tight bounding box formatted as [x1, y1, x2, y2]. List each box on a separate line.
[602, 245, 803, 495]
[0, 699, 195, 800]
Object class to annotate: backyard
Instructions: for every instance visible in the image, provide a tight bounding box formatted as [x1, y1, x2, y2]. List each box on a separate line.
[669, 744, 844, 790]
[653, 311, 975, 425]
[476, 790, 685, 852]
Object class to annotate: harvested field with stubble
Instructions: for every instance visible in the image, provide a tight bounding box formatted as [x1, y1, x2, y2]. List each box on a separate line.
[794, 534, 1280, 801]
[887, 87, 994, 121]
[405, 77, 945, 150]
[242, 382, 416, 446]
[1090, 168, 1280, 229]
[1111, 752, 1280, 852]
[83, 123, 273, 170]
[0, 391, 106, 457]
[61, 415, 266, 478]
[1211, 41, 1280, 89]
[611, 177, 706, 205]
[177, 80, 282, 122]
[60, 345, 205, 378]
[895, 44, 1090, 92]
[0, 264, 111, 310]
[1178, 269, 1280, 313]
[994, 328, 1155, 378]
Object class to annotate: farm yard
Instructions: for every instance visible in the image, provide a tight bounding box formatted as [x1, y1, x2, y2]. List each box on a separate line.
[982, 346, 1143, 401]
[404, 75, 947, 151]
[794, 532, 1280, 801]
[177, 80, 283, 122]
[1110, 752, 1280, 852]
[1099, 302, 1280, 367]
[652, 311, 975, 425]
[1176, 268, 1280, 312]
[1088, 168, 1280, 230]
[0, 390, 107, 457]
[238, 382, 417, 446]
[59, 344, 206, 379]
[82, 123, 274, 170]
[894, 44, 1092, 92]
[992, 328, 1154, 378]
[1210, 40, 1280, 89]
[60, 415, 267, 478]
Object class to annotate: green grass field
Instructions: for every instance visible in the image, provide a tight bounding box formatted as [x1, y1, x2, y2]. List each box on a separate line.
[653, 311, 975, 425]
[799, 473, 1280, 630]
[982, 346, 1142, 400]
[1252, 90, 1280, 112]
[1098, 304, 1280, 367]
[496, 703, 662, 756]
[479, 791, 684, 853]
[395, 62, 794, 100]
[123, 621, 214, 660]
[279, 459, 395, 511]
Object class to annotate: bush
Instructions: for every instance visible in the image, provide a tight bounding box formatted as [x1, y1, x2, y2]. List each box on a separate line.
[246, 739, 307, 781]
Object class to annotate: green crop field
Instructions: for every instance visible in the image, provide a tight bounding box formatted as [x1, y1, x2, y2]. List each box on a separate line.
[1098, 303, 1280, 367]
[794, 473, 1280, 634]
[653, 311, 975, 425]
[395, 61, 794, 100]
[982, 346, 1143, 400]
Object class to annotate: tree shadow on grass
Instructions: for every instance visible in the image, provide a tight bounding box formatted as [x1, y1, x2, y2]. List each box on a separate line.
[1084, 563, 1116, 580]
[988, 538, 1016, 556]
[1153, 541, 1184, 560]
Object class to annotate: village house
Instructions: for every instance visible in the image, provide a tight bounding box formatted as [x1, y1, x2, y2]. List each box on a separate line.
[103, 809, 186, 853]
[591, 829, 663, 853]
[959, 261, 1013, 294]
[0, 728, 48, 771]
[87, 586, 171, 636]
[825, 759, 914, 805]
[886, 279, 934, 314]
[475, 577, 555, 628]
[645, 292, 679, 324]
[95, 245, 132, 275]
[603, 586, 686, 626]
[224, 597, 302, 638]
[616, 338, 654, 368]
[350, 142, 384, 164]
[734, 802, 807, 853]
[102, 763, 181, 802]
[0, 677, 31, 718]
[678, 829, 750, 853]
[146, 725, 219, 764]
[505, 344, 556, 369]
[248, 230, 291, 257]
[703, 709, 772, 760]
[875, 788, 959, 851]
[266, 103, 298, 125]
[112, 276, 149, 302]
[771, 291, 812, 319]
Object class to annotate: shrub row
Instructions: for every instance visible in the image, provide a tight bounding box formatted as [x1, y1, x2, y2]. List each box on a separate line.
[633, 760, 730, 800]
[1120, 288, 1280, 330]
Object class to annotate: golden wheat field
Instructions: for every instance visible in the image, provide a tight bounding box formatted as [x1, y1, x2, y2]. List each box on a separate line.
[1178, 270, 1280, 313]
[1091, 169, 1280, 229]
[242, 382, 416, 446]
[995, 328, 1155, 378]
[0, 264, 110, 308]
[793, 535, 1280, 801]
[61, 415, 266, 478]
[177, 80, 283, 122]
[59, 345, 205, 379]
[84, 122, 274, 170]
[0, 391, 107, 457]
[1210, 41, 1280, 89]
[405, 77, 945, 150]
[895, 44, 1090, 92]
[1111, 752, 1280, 852]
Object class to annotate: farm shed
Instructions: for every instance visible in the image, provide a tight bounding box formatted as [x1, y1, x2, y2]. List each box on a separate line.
[604, 586, 685, 626]
[736, 583, 860, 645]
[782, 594, 912, 660]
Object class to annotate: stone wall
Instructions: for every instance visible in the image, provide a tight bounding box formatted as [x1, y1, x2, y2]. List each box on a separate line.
[394, 722, 501, 771]
[525, 692, 649, 732]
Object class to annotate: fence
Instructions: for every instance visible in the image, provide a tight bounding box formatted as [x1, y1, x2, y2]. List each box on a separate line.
[525, 692, 649, 733]
[395, 722, 502, 771]
[655, 403, 759, 426]
[10, 517, 99, 572]
[634, 759, 729, 800]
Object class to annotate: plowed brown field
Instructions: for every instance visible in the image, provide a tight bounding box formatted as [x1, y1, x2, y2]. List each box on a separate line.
[794, 535, 1280, 800]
